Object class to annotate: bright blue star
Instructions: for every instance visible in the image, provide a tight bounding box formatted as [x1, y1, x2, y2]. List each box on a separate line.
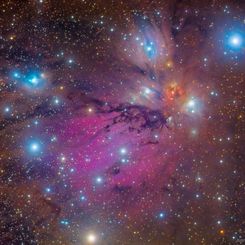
[159, 212, 166, 219]
[45, 187, 51, 193]
[54, 98, 59, 104]
[228, 33, 243, 48]
[13, 72, 21, 78]
[96, 176, 103, 184]
[4, 107, 10, 113]
[60, 219, 69, 226]
[50, 135, 57, 142]
[80, 195, 86, 201]
[119, 147, 127, 155]
[29, 76, 38, 85]
[53, 97, 61, 105]
[10, 70, 22, 80]
[225, 31, 244, 53]
[27, 140, 42, 155]
[30, 142, 40, 152]
[33, 120, 39, 125]
[121, 158, 126, 163]
[143, 87, 152, 96]
[68, 59, 74, 64]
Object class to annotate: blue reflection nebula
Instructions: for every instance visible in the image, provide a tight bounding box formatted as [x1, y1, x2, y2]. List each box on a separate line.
[144, 39, 157, 59]
[10, 69, 46, 90]
[25, 72, 45, 89]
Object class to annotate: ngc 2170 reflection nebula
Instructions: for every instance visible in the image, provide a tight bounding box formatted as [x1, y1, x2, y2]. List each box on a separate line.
[0, 1, 244, 245]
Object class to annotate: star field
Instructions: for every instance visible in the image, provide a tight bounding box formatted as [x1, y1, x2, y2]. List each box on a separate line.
[0, 1, 244, 244]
